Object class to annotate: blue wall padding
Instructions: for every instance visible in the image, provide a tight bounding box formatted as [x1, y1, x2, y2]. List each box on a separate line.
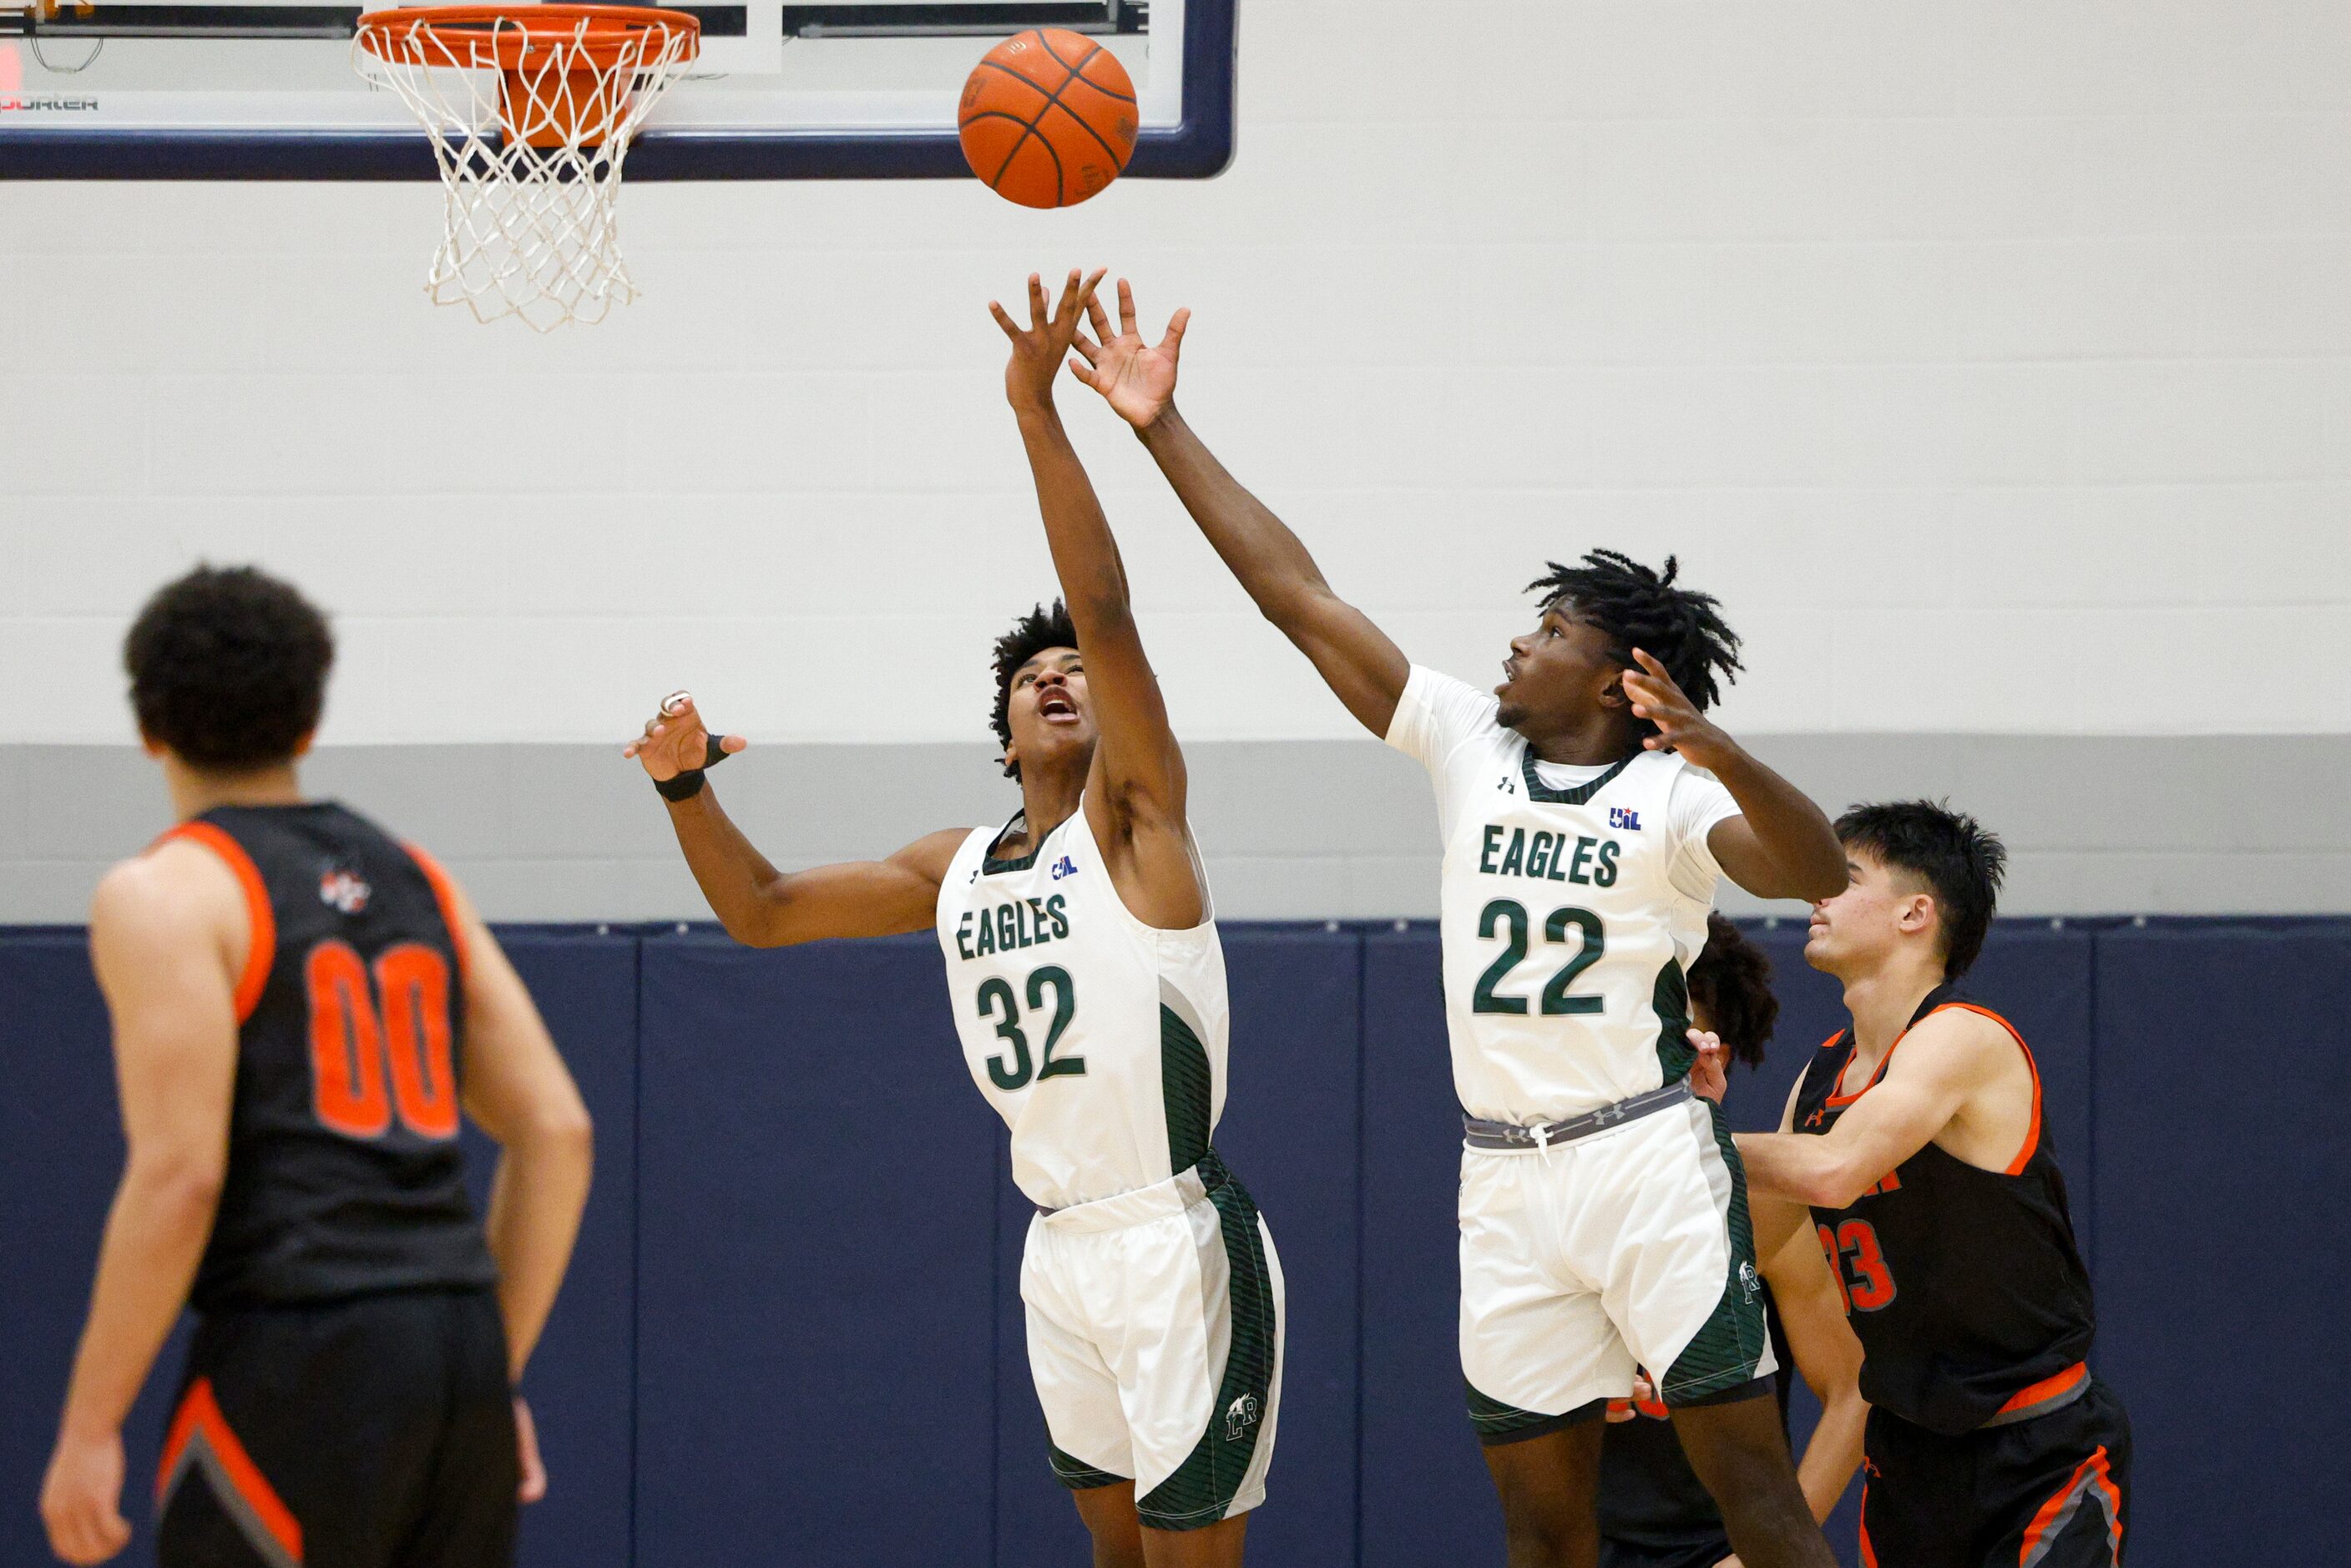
[6, 918, 2349, 1568]
[632, 931, 1001, 1567]
[0, 934, 181, 1568]
[2091, 923, 2351, 1565]
[1357, 927, 1501, 1567]
[496, 931, 643, 1568]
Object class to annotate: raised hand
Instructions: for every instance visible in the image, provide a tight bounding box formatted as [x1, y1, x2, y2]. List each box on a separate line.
[1069, 276, 1189, 430]
[622, 691, 746, 783]
[1622, 647, 1740, 771]
[991, 268, 1106, 414]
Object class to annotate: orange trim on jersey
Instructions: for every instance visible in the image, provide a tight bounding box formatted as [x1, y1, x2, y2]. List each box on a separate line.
[2017, 1444, 2121, 1566]
[1940, 1003, 2045, 1175]
[402, 842, 469, 990]
[1996, 1361, 2088, 1419]
[1857, 1479, 1879, 1568]
[159, 822, 276, 1025]
[156, 1378, 304, 1564]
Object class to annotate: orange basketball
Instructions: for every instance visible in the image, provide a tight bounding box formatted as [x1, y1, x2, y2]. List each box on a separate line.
[959, 28, 1138, 210]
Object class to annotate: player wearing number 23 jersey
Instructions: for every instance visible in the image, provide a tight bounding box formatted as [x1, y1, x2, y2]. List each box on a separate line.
[40, 566, 592, 1568]
[1733, 802, 2129, 1568]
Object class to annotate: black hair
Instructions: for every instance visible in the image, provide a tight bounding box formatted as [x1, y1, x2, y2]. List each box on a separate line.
[124, 564, 334, 771]
[1686, 912, 1777, 1070]
[1524, 550, 1743, 737]
[1834, 800, 2007, 979]
[988, 599, 1080, 780]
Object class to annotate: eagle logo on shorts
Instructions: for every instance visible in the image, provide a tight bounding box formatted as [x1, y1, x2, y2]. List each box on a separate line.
[1739, 1260, 1762, 1303]
[1224, 1393, 1261, 1442]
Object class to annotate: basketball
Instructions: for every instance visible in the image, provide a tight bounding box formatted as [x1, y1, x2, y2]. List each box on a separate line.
[959, 28, 1138, 210]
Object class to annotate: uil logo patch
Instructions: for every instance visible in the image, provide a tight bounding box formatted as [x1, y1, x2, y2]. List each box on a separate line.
[1224, 1393, 1261, 1443]
[1739, 1260, 1762, 1303]
[1050, 855, 1079, 880]
[1609, 807, 1643, 832]
[318, 868, 371, 915]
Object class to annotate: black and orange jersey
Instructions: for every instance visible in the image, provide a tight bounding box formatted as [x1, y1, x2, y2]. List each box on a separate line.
[165, 803, 498, 1312]
[1793, 984, 2096, 1436]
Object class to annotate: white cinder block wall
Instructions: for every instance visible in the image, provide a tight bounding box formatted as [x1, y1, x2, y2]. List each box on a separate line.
[3, 2, 2346, 919]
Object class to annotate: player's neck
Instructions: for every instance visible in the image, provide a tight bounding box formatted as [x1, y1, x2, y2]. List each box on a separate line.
[1840, 956, 1949, 1063]
[163, 756, 306, 821]
[1518, 710, 1636, 768]
[1014, 764, 1086, 849]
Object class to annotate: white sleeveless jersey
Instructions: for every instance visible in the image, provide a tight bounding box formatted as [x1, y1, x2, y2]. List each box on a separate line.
[1387, 666, 1743, 1124]
[936, 805, 1231, 1211]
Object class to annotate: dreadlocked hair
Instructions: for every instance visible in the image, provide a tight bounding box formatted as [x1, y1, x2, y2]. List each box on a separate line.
[1686, 913, 1777, 1070]
[989, 599, 1080, 780]
[1524, 549, 1743, 736]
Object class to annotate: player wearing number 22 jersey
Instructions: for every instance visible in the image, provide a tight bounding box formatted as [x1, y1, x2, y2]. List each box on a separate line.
[40, 566, 592, 1568]
[629, 273, 1277, 1565]
[1069, 274, 1848, 1568]
[1729, 802, 2129, 1568]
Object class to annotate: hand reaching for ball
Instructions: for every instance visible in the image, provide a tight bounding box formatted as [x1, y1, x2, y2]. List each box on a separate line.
[1069, 278, 1189, 431]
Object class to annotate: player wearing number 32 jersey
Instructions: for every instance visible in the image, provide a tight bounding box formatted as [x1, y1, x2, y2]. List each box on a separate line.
[1067, 276, 1848, 1568]
[629, 273, 1278, 1568]
[40, 566, 593, 1568]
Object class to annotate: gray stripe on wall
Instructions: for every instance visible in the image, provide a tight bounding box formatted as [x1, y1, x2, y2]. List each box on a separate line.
[2, 736, 2343, 924]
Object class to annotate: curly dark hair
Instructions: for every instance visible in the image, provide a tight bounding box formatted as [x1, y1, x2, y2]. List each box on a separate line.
[988, 599, 1080, 780]
[1525, 549, 1743, 739]
[124, 564, 333, 771]
[1686, 913, 1777, 1070]
[1835, 800, 2008, 980]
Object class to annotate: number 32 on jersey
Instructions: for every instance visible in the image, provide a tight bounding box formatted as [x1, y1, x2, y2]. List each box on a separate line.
[976, 964, 1086, 1090]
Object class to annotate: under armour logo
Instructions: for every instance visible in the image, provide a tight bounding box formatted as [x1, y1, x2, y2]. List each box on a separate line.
[1224, 1393, 1261, 1442]
[1498, 776, 1516, 794]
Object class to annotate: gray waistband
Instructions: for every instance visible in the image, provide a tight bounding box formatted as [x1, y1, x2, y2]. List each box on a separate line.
[1462, 1081, 1694, 1151]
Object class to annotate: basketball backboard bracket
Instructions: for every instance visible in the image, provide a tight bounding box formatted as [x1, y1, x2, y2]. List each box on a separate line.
[0, 0, 1233, 180]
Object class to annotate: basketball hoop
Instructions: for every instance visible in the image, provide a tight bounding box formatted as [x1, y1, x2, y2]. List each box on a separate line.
[353, 6, 699, 331]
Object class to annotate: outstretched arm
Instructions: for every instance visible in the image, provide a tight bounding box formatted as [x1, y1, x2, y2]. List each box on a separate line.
[626, 695, 963, 947]
[1069, 280, 1410, 737]
[994, 270, 1202, 928]
[1737, 1011, 2010, 1208]
[1619, 649, 1847, 903]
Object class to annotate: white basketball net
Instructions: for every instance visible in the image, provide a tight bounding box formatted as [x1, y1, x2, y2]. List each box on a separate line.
[354, 10, 696, 331]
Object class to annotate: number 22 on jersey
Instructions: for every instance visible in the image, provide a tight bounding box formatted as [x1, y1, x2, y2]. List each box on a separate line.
[306, 938, 460, 1141]
[1471, 898, 1608, 1015]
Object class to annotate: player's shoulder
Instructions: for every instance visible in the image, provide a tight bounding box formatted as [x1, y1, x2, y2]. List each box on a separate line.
[1892, 1002, 2027, 1081]
[93, 837, 247, 946]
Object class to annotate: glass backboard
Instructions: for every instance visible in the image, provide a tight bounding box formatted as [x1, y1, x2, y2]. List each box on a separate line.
[0, 0, 1232, 178]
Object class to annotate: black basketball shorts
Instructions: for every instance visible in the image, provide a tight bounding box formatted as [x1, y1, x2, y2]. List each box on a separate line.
[157, 1287, 517, 1568]
[1858, 1377, 2131, 1568]
[1600, 1534, 1736, 1568]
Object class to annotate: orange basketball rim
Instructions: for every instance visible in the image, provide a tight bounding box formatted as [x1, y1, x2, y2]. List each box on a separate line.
[355, 5, 700, 149]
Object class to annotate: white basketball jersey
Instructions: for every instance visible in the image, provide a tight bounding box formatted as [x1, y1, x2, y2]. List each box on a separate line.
[1387, 666, 1742, 1124]
[937, 805, 1231, 1211]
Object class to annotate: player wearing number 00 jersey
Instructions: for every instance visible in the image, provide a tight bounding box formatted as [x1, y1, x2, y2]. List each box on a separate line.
[39, 567, 593, 1568]
[1727, 803, 2130, 1568]
[1064, 276, 1847, 1568]
[627, 273, 1277, 1567]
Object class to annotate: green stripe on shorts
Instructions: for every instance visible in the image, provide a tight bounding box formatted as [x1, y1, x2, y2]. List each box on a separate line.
[1136, 1166, 1276, 1532]
[1661, 1100, 1772, 1404]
